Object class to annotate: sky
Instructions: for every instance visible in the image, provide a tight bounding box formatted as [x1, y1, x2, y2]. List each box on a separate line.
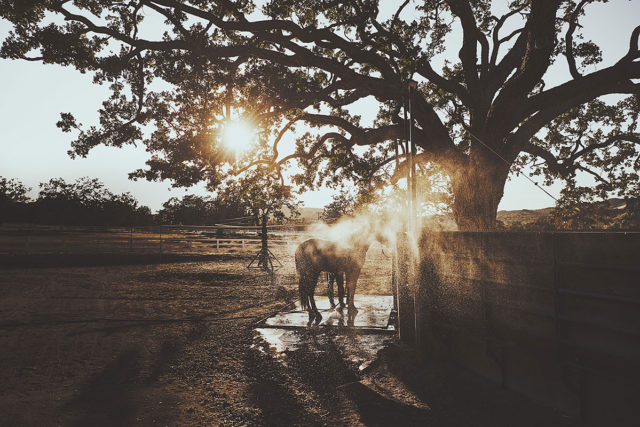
[1, 0, 638, 213]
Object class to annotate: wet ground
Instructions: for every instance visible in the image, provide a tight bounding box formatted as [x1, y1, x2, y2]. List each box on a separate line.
[259, 295, 395, 330]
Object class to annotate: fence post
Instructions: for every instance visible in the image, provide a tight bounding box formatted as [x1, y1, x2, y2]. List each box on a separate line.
[392, 248, 398, 311]
[413, 231, 427, 354]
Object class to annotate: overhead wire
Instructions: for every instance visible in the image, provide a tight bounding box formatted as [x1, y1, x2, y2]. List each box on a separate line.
[464, 129, 559, 203]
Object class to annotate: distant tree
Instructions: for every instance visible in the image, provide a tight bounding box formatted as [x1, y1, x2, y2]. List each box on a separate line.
[35, 177, 106, 224]
[102, 192, 154, 226]
[158, 193, 247, 225]
[0, 177, 31, 223]
[321, 190, 357, 224]
[0, 177, 30, 203]
[159, 194, 215, 225]
[218, 167, 300, 270]
[34, 177, 152, 225]
[218, 168, 300, 229]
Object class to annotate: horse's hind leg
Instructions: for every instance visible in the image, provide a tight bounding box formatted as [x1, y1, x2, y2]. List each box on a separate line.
[308, 292, 322, 325]
[336, 272, 345, 308]
[327, 273, 335, 308]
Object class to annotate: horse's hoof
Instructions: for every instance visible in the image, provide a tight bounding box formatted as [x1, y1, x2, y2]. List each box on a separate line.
[314, 312, 322, 325]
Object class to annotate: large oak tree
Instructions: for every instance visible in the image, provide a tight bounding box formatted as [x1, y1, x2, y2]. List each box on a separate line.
[2, 0, 639, 230]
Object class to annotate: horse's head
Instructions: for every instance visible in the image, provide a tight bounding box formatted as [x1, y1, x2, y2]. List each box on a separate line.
[365, 213, 397, 249]
[373, 231, 392, 247]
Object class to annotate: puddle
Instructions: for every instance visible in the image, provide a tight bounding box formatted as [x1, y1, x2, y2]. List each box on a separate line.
[253, 295, 396, 371]
[254, 327, 393, 371]
[254, 328, 301, 354]
[261, 295, 395, 329]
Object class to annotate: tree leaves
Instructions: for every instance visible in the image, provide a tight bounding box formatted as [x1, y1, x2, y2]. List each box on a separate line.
[2, 0, 639, 228]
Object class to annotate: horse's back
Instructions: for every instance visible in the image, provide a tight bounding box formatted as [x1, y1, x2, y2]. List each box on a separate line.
[295, 239, 341, 273]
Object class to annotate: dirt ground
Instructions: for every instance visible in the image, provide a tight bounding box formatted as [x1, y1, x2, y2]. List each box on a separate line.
[0, 242, 575, 426]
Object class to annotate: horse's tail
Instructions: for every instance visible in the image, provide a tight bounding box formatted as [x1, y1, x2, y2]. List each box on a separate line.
[299, 281, 309, 311]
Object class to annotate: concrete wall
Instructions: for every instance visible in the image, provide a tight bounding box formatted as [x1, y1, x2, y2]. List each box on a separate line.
[395, 231, 640, 425]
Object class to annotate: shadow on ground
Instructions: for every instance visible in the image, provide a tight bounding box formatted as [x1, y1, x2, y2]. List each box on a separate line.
[339, 381, 430, 426]
[248, 329, 579, 427]
[60, 321, 209, 426]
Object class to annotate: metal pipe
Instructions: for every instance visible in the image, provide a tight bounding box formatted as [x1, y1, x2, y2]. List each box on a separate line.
[408, 81, 418, 223]
[403, 95, 411, 217]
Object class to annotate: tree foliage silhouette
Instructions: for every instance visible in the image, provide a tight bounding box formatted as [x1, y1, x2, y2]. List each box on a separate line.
[2, 0, 639, 229]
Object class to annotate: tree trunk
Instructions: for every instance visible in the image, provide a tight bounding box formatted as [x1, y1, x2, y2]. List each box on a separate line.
[261, 213, 268, 252]
[451, 155, 510, 231]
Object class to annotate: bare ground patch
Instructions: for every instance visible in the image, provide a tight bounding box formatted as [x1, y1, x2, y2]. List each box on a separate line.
[0, 246, 575, 426]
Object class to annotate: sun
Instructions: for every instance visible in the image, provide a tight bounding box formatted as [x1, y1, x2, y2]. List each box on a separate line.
[221, 119, 257, 155]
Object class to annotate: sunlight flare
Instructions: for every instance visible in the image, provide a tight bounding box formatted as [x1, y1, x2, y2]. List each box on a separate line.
[221, 119, 257, 155]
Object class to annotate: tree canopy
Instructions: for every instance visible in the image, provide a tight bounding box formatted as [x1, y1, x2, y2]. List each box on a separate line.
[158, 193, 247, 225]
[217, 166, 301, 226]
[2, 0, 639, 230]
[0, 176, 154, 225]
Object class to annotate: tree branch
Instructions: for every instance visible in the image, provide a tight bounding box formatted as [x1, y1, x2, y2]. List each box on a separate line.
[617, 24, 640, 63]
[488, 0, 562, 136]
[490, 6, 525, 67]
[446, 0, 481, 98]
[565, 0, 591, 79]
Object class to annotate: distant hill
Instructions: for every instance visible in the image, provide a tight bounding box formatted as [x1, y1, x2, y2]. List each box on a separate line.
[418, 206, 556, 230]
[299, 207, 323, 221]
[497, 206, 555, 227]
[496, 198, 632, 229]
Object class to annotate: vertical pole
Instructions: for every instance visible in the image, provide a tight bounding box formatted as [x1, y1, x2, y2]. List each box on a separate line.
[396, 232, 415, 345]
[408, 80, 418, 224]
[392, 247, 398, 310]
[407, 80, 421, 348]
[403, 96, 411, 216]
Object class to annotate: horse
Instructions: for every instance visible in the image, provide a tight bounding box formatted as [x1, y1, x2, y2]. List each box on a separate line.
[326, 272, 346, 309]
[295, 233, 373, 324]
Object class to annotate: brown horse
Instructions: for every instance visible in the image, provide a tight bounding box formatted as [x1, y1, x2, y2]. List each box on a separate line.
[326, 272, 345, 309]
[295, 234, 373, 324]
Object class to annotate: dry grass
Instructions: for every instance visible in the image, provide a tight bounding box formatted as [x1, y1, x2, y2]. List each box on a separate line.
[0, 231, 393, 425]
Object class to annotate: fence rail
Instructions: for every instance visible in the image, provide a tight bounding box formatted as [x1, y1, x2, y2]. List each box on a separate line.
[0, 224, 307, 256]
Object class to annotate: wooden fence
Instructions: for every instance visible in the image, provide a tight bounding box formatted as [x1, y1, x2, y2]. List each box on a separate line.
[0, 224, 302, 256]
[395, 231, 640, 425]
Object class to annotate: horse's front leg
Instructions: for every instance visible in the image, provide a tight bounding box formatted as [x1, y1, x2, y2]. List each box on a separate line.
[308, 291, 322, 325]
[327, 272, 335, 308]
[345, 270, 359, 309]
[305, 272, 322, 325]
[336, 272, 345, 308]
